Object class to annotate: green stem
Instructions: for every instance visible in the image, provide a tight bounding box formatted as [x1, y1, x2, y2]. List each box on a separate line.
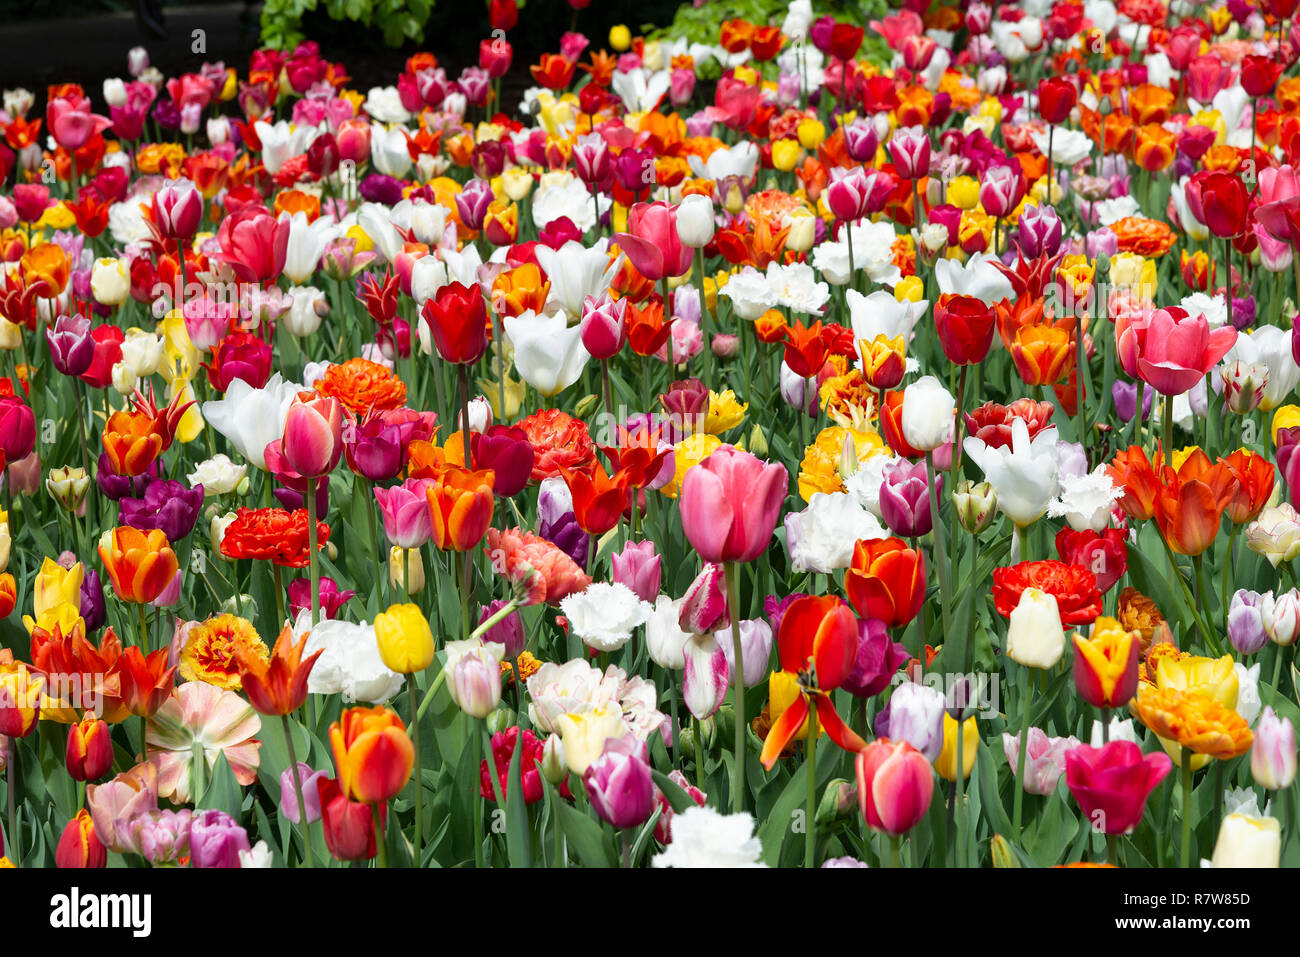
[306, 484, 321, 627]
[282, 714, 313, 868]
[724, 561, 747, 813]
[924, 451, 952, 637]
[410, 681, 422, 865]
[1180, 748, 1193, 869]
[373, 803, 388, 868]
[1012, 666, 1032, 833]
[805, 702, 817, 869]
[472, 729, 484, 868]
[6, 739, 16, 865]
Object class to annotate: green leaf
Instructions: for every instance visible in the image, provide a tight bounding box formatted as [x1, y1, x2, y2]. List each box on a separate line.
[199, 752, 243, 821]
[504, 733, 531, 867]
[549, 787, 617, 868]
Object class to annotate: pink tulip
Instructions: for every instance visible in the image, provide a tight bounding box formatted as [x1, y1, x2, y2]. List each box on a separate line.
[678, 562, 731, 634]
[1255, 165, 1300, 247]
[216, 206, 291, 284]
[680, 445, 788, 565]
[1134, 307, 1236, 397]
[887, 126, 931, 181]
[614, 202, 693, 282]
[1002, 728, 1079, 796]
[825, 166, 876, 222]
[373, 478, 434, 548]
[152, 182, 204, 240]
[979, 165, 1026, 218]
[46, 94, 112, 150]
[855, 739, 934, 835]
[610, 539, 661, 603]
[682, 637, 730, 719]
[579, 294, 628, 360]
[1064, 740, 1171, 835]
[282, 394, 345, 479]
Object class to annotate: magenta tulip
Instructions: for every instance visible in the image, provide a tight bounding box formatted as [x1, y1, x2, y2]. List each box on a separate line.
[1134, 307, 1236, 397]
[579, 294, 628, 360]
[614, 202, 693, 282]
[1064, 740, 1172, 835]
[855, 739, 934, 835]
[373, 478, 434, 548]
[610, 539, 662, 603]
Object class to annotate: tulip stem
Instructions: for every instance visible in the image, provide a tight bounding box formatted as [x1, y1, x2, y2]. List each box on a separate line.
[373, 804, 388, 868]
[924, 451, 952, 639]
[416, 664, 448, 722]
[804, 704, 817, 868]
[5, 739, 16, 864]
[272, 563, 287, 633]
[954, 710, 965, 867]
[307, 485, 320, 628]
[696, 246, 711, 385]
[1011, 666, 1032, 833]
[282, 714, 313, 869]
[1179, 748, 1193, 868]
[724, 561, 747, 813]
[471, 729, 485, 868]
[410, 681, 422, 866]
[1161, 393, 1173, 459]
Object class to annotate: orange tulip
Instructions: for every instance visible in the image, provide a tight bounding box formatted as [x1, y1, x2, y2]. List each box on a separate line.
[1153, 450, 1240, 556]
[0, 653, 42, 738]
[20, 243, 70, 296]
[1134, 123, 1176, 172]
[102, 410, 164, 477]
[491, 262, 549, 318]
[237, 623, 323, 717]
[561, 464, 630, 537]
[1010, 323, 1075, 386]
[1128, 84, 1176, 125]
[1223, 449, 1275, 524]
[1106, 445, 1163, 521]
[844, 538, 926, 628]
[114, 645, 176, 718]
[426, 467, 495, 551]
[98, 526, 179, 604]
[330, 705, 415, 804]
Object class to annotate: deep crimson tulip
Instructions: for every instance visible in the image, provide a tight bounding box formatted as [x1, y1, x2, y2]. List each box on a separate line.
[934, 294, 997, 365]
[1037, 77, 1077, 125]
[828, 22, 865, 61]
[421, 281, 489, 365]
[205, 331, 273, 393]
[318, 776, 383, 861]
[1241, 55, 1283, 97]
[472, 425, 534, 497]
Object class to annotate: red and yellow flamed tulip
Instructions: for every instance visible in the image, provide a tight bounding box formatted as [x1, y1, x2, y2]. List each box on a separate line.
[1072, 617, 1141, 710]
[329, 706, 415, 804]
[237, 623, 323, 716]
[426, 467, 495, 552]
[98, 526, 179, 604]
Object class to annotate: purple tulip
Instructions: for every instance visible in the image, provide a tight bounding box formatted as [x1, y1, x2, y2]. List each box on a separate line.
[1086, 227, 1119, 260]
[1228, 589, 1269, 655]
[344, 416, 405, 481]
[714, 618, 774, 688]
[80, 567, 106, 631]
[478, 599, 525, 659]
[611, 540, 661, 604]
[843, 617, 910, 698]
[584, 736, 656, 830]
[280, 763, 328, 824]
[874, 681, 945, 761]
[879, 460, 938, 538]
[359, 173, 405, 206]
[188, 809, 251, 868]
[1111, 379, 1153, 424]
[46, 314, 95, 376]
[119, 479, 204, 541]
[1017, 204, 1063, 258]
[537, 478, 587, 569]
[456, 178, 494, 232]
[95, 452, 157, 501]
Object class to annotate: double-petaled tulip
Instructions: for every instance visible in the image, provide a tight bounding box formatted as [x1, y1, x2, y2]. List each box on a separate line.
[844, 538, 925, 628]
[98, 526, 179, 604]
[855, 739, 934, 835]
[329, 705, 414, 804]
[614, 202, 693, 281]
[1064, 740, 1172, 835]
[934, 294, 996, 365]
[66, 714, 113, 781]
[1072, 616, 1141, 709]
[236, 623, 322, 716]
[680, 445, 787, 565]
[422, 281, 489, 365]
[759, 595, 866, 769]
[426, 467, 495, 551]
[281, 393, 344, 479]
[374, 603, 435, 675]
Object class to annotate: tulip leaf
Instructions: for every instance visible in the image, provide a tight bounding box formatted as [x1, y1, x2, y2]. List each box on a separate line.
[503, 739, 531, 868]
[199, 751, 243, 821]
[550, 789, 617, 868]
[974, 743, 1014, 839]
[651, 769, 695, 814]
[757, 753, 836, 867]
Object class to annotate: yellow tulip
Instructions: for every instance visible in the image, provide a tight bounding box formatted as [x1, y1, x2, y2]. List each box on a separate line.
[935, 713, 979, 781]
[374, 603, 436, 675]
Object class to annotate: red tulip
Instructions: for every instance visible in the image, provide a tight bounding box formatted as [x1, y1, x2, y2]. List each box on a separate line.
[1037, 77, 1077, 125]
[215, 205, 290, 284]
[421, 281, 489, 365]
[1185, 171, 1250, 239]
[934, 294, 997, 365]
[614, 202, 694, 282]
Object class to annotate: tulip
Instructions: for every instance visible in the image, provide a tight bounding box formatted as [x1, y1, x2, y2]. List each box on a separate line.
[85, 764, 158, 852]
[844, 538, 925, 628]
[933, 294, 996, 366]
[1064, 740, 1172, 835]
[1227, 589, 1269, 655]
[55, 810, 107, 869]
[373, 478, 434, 548]
[676, 194, 715, 248]
[874, 682, 945, 761]
[444, 638, 504, 719]
[610, 540, 662, 604]
[900, 375, 955, 451]
[280, 762, 327, 824]
[584, 736, 656, 829]
[216, 206, 290, 284]
[46, 314, 95, 376]
[374, 603, 435, 674]
[1002, 727, 1078, 795]
[979, 165, 1026, 219]
[422, 281, 489, 365]
[678, 562, 731, 635]
[614, 202, 693, 281]
[1037, 76, 1077, 125]
[281, 393, 344, 479]
[477, 599, 525, 659]
[66, 714, 113, 782]
[888, 126, 930, 181]
[1209, 813, 1281, 868]
[318, 776, 382, 861]
[679, 445, 787, 565]
[427, 468, 495, 552]
[1251, 707, 1296, 790]
[879, 460, 937, 538]
[1007, 588, 1066, 670]
[98, 526, 179, 604]
[578, 294, 628, 360]
[843, 618, 910, 697]
[1072, 616, 1141, 709]
[189, 809, 251, 869]
[152, 182, 203, 240]
[855, 739, 934, 837]
[1262, 589, 1300, 646]
[329, 705, 414, 804]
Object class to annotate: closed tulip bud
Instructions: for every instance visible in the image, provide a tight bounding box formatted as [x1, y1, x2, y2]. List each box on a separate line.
[318, 776, 381, 861]
[374, 602, 436, 674]
[56, 810, 107, 868]
[990, 833, 1020, 867]
[953, 480, 997, 533]
[900, 375, 955, 451]
[91, 257, 130, 306]
[1007, 587, 1066, 669]
[329, 706, 414, 804]
[282, 393, 345, 478]
[771, 138, 802, 172]
[816, 778, 857, 828]
[676, 194, 716, 248]
[1251, 707, 1296, 790]
[66, 715, 113, 781]
[579, 294, 628, 360]
[445, 638, 504, 719]
[541, 733, 567, 784]
[712, 333, 739, 358]
[1210, 813, 1281, 868]
[856, 739, 934, 835]
[748, 424, 768, 457]
[873, 681, 945, 760]
[280, 762, 327, 824]
[1262, 589, 1300, 646]
[611, 539, 662, 603]
[678, 562, 730, 634]
[111, 361, 139, 396]
[46, 466, 91, 511]
[934, 712, 979, 782]
[388, 546, 425, 595]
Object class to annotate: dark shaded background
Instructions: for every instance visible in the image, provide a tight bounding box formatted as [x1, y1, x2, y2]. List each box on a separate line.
[0, 0, 684, 106]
